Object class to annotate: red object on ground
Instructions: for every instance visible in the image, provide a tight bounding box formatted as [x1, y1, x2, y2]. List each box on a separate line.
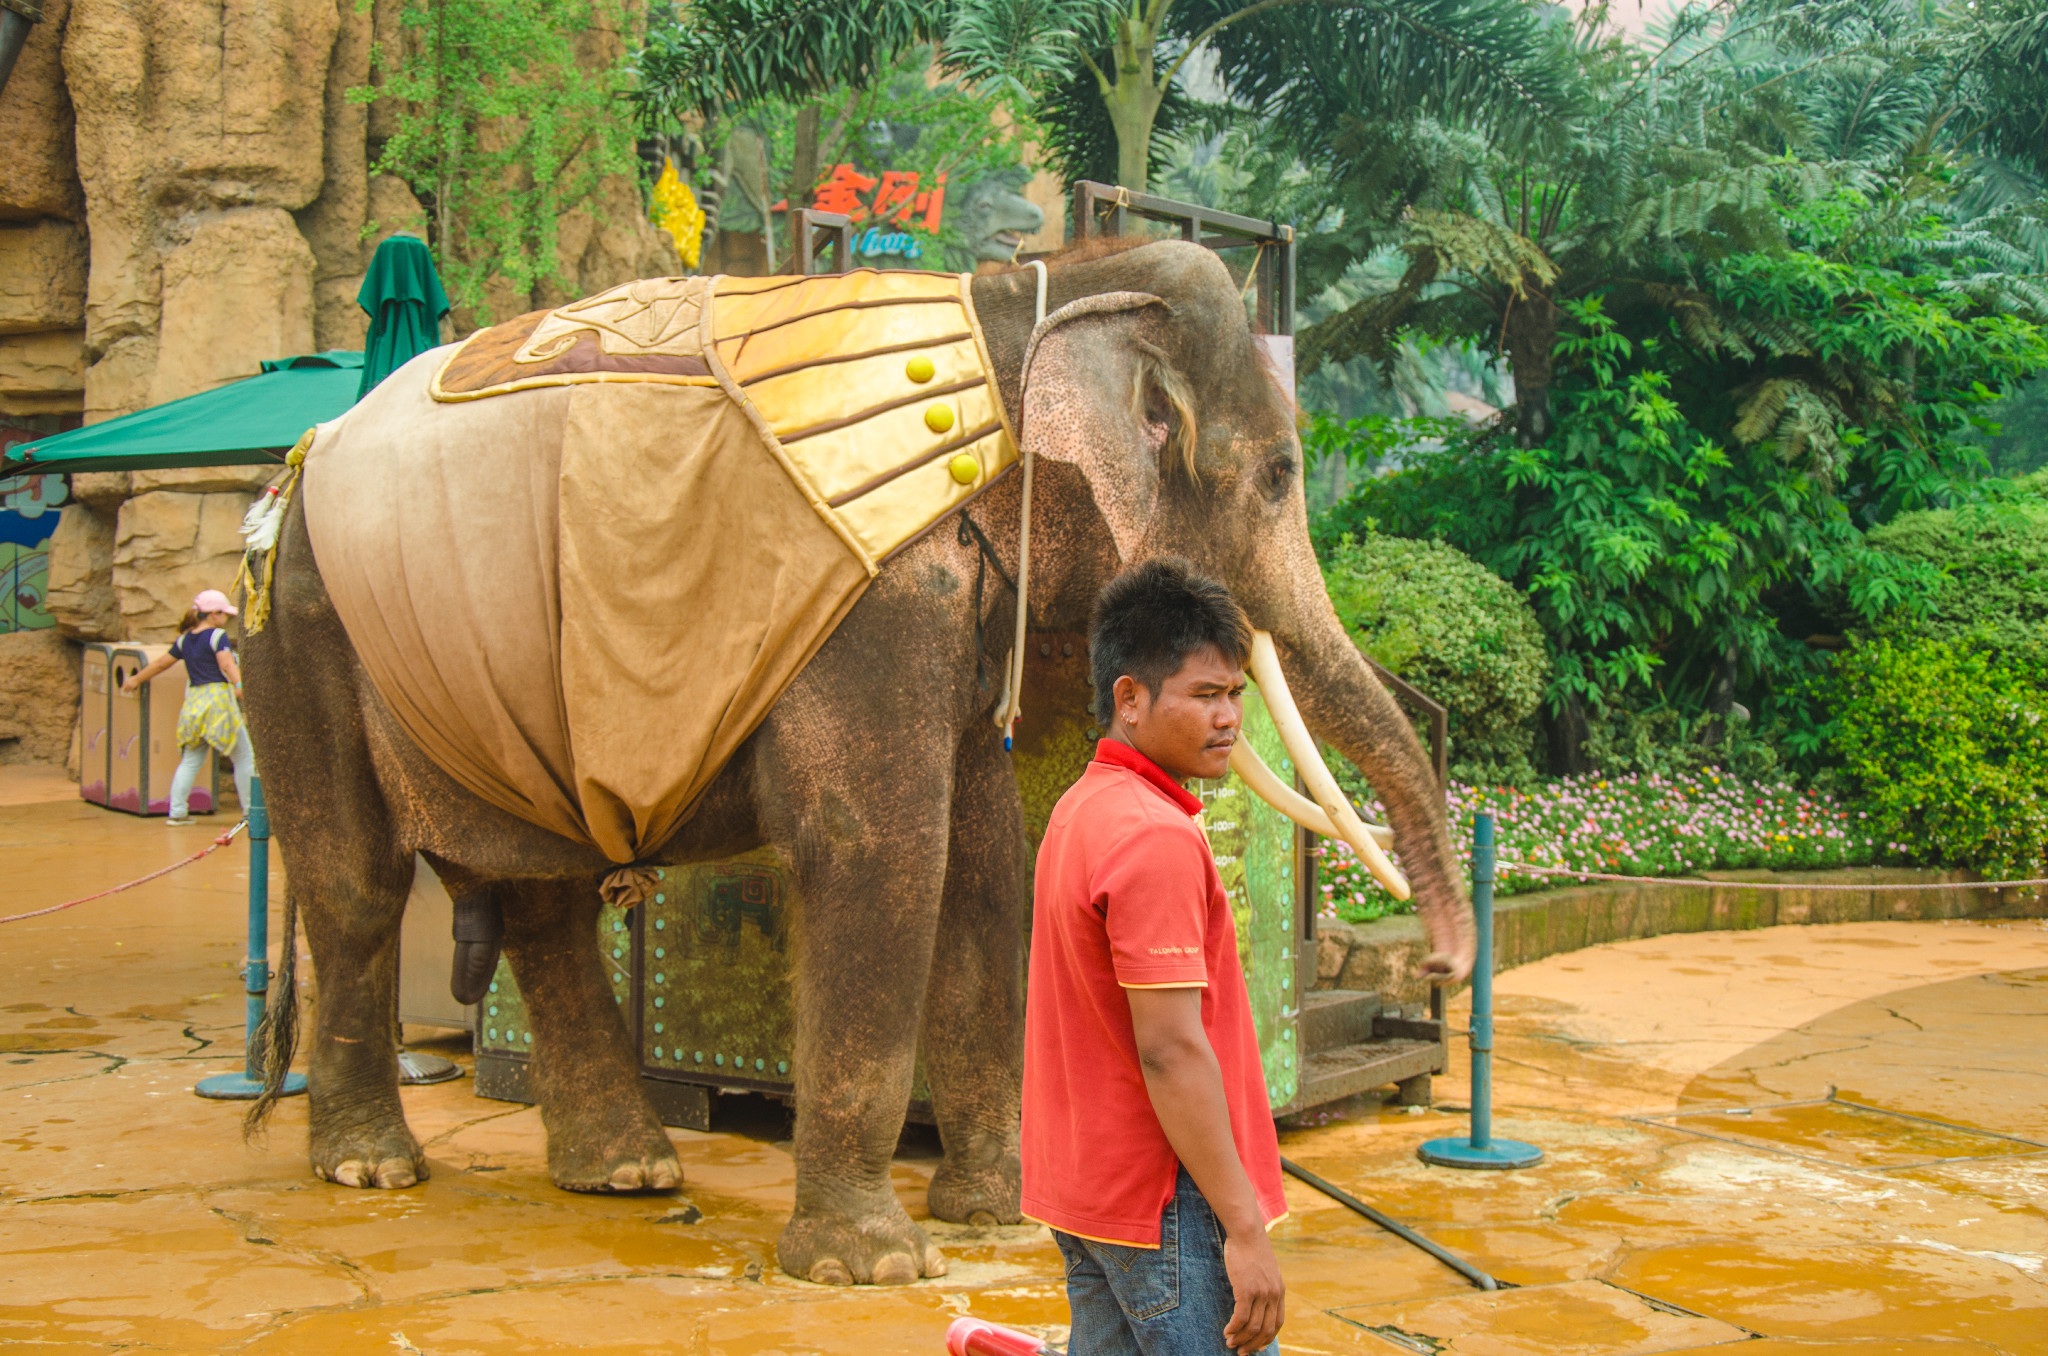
[945, 1318, 1050, 1356]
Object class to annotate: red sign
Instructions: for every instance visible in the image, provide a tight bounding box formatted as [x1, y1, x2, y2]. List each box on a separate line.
[798, 165, 947, 231]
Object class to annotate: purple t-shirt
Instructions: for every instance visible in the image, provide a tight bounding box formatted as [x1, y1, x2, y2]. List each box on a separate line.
[170, 627, 234, 687]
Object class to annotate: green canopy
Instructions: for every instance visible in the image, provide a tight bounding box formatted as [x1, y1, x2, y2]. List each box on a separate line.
[359, 234, 450, 399]
[0, 352, 363, 476]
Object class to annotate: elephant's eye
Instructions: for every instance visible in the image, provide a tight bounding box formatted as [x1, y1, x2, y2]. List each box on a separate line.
[1257, 454, 1296, 501]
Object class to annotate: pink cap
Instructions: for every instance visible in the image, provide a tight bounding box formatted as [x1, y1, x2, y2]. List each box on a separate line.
[193, 588, 239, 617]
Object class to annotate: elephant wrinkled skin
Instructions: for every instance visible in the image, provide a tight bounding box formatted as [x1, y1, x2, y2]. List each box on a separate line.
[240, 240, 1473, 1286]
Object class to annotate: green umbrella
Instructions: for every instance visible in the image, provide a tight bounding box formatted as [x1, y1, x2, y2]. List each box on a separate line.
[1, 353, 364, 476]
[357, 234, 451, 400]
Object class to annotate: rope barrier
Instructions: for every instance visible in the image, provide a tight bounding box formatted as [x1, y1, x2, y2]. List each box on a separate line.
[1498, 861, 2048, 892]
[0, 819, 247, 924]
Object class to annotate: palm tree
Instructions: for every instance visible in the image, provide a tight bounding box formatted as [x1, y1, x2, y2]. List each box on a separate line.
[1295, 0, 2048, 450]
[943, 0, 1562, 191]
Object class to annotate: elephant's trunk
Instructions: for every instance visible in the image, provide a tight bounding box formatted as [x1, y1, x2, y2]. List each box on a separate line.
[1259, 595, 1476, 982]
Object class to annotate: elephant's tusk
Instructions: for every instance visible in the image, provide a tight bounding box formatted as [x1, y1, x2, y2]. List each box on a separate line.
[1228, 736, 1393, 849]
[1244, 631, 1412, 901]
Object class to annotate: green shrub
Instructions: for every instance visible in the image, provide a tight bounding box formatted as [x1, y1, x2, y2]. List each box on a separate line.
[1320, 532, 1549, 787]
[1579, 700, 1785, 782]
[1864, 480, 2048, 647]
[1826, 635, 2048, 881]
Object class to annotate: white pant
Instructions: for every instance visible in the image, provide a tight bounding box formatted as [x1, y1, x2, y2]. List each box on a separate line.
[170, 729, 254, 819]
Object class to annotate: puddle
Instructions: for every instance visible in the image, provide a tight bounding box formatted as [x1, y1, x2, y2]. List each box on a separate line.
[1645, 1098, 2048, 1170]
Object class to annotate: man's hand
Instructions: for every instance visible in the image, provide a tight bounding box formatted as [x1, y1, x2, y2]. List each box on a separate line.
[1222, 1229, 1284, 1353]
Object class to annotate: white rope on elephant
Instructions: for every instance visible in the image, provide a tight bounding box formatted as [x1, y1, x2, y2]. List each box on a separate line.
[993, 260, 1047, 751]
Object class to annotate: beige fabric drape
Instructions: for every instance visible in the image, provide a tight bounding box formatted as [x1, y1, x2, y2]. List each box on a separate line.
[303, 353, 869, 863]
[299, 270, 1011, 864]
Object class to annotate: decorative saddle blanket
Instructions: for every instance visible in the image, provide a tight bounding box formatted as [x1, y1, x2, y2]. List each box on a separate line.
[300, 270, 1016, 864]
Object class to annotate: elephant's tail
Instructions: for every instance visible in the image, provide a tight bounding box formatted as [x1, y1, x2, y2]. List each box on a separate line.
[242, 882, 303, 1139]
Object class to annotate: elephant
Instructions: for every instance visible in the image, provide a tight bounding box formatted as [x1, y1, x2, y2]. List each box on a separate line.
[240, 237, 1475, 1286]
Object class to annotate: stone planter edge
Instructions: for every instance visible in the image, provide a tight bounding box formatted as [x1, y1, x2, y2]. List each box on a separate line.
[1314, 867, 2048, 1010]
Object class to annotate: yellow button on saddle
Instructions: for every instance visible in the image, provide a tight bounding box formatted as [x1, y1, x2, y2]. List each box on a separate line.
[905, 355, 936, 383]
[923, 404, 955, 434]
[947, 454, 980, 485]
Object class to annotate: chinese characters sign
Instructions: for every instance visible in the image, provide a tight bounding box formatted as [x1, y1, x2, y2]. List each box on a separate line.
[775, 165, 950, 260]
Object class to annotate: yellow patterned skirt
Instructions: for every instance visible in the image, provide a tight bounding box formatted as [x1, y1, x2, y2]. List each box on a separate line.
[175, 683, 245, 756]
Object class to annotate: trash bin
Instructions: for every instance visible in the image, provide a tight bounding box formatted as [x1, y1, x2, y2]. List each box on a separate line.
[86, 642, 217, 816]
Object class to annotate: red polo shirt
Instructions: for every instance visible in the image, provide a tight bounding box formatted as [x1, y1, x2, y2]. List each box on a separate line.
[1021, 739, 1287, 1247]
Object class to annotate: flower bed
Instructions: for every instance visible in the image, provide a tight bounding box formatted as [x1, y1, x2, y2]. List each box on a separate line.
[1318, 770, 1891, 924]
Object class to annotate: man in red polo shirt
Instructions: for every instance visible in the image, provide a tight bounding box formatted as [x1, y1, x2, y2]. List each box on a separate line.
[1024, 559, 1287, 1356]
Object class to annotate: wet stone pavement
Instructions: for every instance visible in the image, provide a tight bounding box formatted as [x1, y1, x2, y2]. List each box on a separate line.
[4, 773, 2047, 1354]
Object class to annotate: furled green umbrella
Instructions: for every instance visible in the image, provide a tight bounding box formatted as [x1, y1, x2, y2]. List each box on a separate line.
[357, 233, 450, 400]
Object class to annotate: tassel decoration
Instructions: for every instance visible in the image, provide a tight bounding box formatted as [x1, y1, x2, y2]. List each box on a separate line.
[234, 426, 317, 635]
[240, 485, 286, 552]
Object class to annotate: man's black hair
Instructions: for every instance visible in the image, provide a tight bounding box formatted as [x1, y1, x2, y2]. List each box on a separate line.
[1089, 558, 1253, 727]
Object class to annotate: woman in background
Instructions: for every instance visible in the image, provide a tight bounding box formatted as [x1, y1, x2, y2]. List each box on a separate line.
[120, 588, 256, 825]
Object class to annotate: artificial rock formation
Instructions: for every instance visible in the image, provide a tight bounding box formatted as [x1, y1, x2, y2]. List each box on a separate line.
[41, 501, 118, 640]
[0, 0, 684, 770]
[0, 629, 83, 766]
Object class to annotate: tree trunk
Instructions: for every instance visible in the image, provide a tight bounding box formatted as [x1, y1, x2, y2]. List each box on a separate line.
[1543, 693, 1590, 776]
[1102, 12, 1165, 192]
[1105, 77, 1163, 191]
[789, 103, 820, 206]
[1502, 284, 1561, 449]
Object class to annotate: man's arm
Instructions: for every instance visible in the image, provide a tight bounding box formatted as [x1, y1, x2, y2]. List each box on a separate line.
[1127, 987, 1284, 1354]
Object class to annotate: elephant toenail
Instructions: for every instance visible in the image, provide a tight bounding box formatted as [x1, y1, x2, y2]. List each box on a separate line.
[374, 1158, 417, 1189]
[967, 1209, 998, 1226]
[334, 1162, 365, 1188]
[647, 1161, 680, 1190]
[923, 1245, 949, 1277]
[870, 1251, 918, 1285]
[808, 1259, 854, 1285]
[609, 1164, 645, 1190]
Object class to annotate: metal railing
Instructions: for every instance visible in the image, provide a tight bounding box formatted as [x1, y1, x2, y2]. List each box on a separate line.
[1070, 181, 1296, 337]
[788, 209, 852, 275]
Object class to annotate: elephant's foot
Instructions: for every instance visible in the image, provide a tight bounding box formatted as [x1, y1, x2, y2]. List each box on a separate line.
[311, 1117, 428, 1189]
[547, 1116, 681, 1193]
[926, 1156, 1022, 1227]
[777, 1193, 948, 1285]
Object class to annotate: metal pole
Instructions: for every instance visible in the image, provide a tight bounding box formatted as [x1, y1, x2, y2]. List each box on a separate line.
[1470, 812, 1494, 1149]
[1417, 811, 1540, 1168]
[1281, 1158, 1498, 1290]
[244, 774, 271, 1078]
[197, 775, 306, 1099]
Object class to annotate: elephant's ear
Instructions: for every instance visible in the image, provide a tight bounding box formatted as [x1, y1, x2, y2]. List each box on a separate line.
[1017, 292, 1182, 563]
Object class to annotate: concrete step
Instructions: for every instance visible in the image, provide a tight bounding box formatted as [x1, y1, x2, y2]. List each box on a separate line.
[1297, 1038, 1444, 1107]
[1300, 988, 1380, 1054]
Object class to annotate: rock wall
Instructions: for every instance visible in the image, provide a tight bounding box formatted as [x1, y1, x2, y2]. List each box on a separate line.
[0, 629, 83, 765]
[0, 0, 679, 766]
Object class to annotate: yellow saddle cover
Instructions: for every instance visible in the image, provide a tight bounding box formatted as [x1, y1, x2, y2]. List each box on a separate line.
[430, 269, 1016, 566]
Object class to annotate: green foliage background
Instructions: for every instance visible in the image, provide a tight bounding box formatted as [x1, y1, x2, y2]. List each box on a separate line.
[1824, 635, 2048, 881]
[1320, 532, 1549, 787]
[1862, 473, 2048, 648]
[354, 0, 639, 318]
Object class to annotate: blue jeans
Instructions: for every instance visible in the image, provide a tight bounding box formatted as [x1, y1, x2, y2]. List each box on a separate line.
[1052, 1170, 1280, 1356]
